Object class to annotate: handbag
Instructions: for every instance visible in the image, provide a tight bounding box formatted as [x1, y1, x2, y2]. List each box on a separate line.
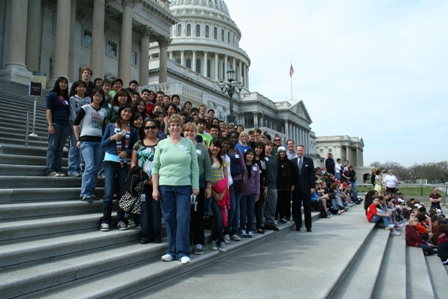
[119, 181, 146, 215]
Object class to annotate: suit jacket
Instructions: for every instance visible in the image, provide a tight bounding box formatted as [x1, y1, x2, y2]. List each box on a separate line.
[291, 156, 315, 195]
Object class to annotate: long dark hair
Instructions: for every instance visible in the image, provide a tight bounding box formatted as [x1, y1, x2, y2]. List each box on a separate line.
[69, 80, 87, 98]
[209, 138, 223, 169]
[52, 76, 69, 99]
[111, 88, 132, 107]
[117, 103, 135, 124]
[133, 98, 148, 120]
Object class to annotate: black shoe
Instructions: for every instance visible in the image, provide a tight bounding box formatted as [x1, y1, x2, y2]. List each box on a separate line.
[306, 228, 312, 232]
[154, 237, 162, 243]
[295, 227, 301, 231]
[265, 224, 279, 231]
[140, 238, 151, 244]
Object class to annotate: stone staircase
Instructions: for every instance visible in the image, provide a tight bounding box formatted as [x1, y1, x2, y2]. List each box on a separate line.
[0, 79, 447, 298]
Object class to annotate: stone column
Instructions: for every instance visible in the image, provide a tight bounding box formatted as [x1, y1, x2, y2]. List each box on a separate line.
[119, 0, 135, 85]
[203, 51, 208, 77]
[181, 50, 185, 66]
[91, 0, 106, 79]
[246, 64, 250, 89]
[50, 0, 71, 85]
[25, 0, 42, 73]
[214, 53, 219, 80]
[237, 60, 242, 83]
[224, 55, 228, 78]
[158, 37, 171, 83]
[284, 119, 289, 138]
[0, 0, 33, 84]
[192, 50, 196, 72]
[253, 111, 258, 128]
[169, 51, 173, 60]
[243, 64, 248, 88]
[232, 58, 236, 73]
[139, 26, 152, 86]
[68, 0, 77, 81]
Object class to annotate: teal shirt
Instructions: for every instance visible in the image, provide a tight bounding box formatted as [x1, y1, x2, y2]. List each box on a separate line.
[152, 137, 199, 190]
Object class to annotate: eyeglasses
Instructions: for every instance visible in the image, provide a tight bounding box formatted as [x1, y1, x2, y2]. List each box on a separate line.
[144, 126, 157, 130]
[274, 139, 281, 141]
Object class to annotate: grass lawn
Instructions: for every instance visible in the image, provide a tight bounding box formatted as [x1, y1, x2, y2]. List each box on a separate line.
[357, 186, 437, 197]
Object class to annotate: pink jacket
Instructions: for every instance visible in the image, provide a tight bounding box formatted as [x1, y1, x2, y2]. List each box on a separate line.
[212, 177, 230, 227]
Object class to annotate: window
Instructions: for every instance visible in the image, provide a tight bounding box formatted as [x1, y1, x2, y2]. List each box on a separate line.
[233, 34, 235, 45]
[176, 58, 181, 64]
[187, 24, 191, 36]
[196, 59, 201, 73]
[320, 149, 324, 153]
[177, 24, 182, 37]
[221, 29, 224, 41]
[107, 40, 118, 57]
[329, 148, 332, 153]
[205, 25, 209, 38]
[214, 27, 217, 39]
[131, 51, 137, 65]
[196, 24, 200, 37]
[227, 32, 230, 43]
[186, 58, 191, 69]
[83, 29, 92, 47]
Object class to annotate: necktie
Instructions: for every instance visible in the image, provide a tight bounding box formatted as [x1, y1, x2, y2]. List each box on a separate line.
[298, 157, 302, 176]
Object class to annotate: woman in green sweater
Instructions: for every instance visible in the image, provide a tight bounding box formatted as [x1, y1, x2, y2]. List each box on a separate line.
[152, 114, 199, 264]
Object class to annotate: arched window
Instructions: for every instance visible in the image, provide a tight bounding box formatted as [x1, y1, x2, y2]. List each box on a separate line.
[187, 24, 191, 36]
[227, 32, 230, 43]
[214, 27, 217, 39]
[177, 24, 182, 37]
[196, 24, 200, 37]
[186, 58, 192, 69]
[205, 25, 209, 38]
[221, 29, 224, 41]
[176, 58, 181, 64]
[196, 59, 201, 73]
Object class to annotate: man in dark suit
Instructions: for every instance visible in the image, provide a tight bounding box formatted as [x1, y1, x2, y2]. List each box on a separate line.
[291, 145, 315, 232]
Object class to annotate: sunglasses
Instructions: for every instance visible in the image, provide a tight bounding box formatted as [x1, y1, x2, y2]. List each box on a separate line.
[144, 126, 157, 130]
[274, 139, 281, 141]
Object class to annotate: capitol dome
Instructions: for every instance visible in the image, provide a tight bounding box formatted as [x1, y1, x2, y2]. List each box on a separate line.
[149, 0, 250, 89]
[170, 0, 230, 18]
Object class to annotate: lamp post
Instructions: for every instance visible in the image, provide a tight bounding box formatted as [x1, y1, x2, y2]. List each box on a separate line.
[218, 68, 242, 124]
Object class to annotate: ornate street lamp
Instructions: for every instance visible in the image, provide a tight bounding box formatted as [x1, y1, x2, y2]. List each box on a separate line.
[218, 68, 242, 124]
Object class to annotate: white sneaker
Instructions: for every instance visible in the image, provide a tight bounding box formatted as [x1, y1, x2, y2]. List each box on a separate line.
[211, 240, 218, 251]
[231, 234, 241, 241]
[224, 234, 230, 244]
[241, 230, 247, 237]
[218, 242, 226, 252]
[247, 231, 254, 238]
[391, 230, 401, 236]
[100, 223, 109, 232]
[161, 254, 174, 262]
[180, 256, 191, 264]
[385, 224, 395, 230]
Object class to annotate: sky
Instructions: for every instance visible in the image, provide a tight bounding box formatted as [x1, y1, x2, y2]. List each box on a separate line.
[224, 0, 448, 167]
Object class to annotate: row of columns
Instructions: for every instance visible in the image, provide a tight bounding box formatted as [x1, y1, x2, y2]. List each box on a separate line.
[169, 50, 249, 87]
[0, 0, 170, 86]
[284, 120, 310, 150]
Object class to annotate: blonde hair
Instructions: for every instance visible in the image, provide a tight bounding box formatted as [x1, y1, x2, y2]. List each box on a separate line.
[239, 131, 249, 139]
[182, 122, 198, 134]
[167, 114, 183, 127]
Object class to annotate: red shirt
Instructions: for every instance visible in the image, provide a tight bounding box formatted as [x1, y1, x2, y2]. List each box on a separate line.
[366, 203, 378, 222]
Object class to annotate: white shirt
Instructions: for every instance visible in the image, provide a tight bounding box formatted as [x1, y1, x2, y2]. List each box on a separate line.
[335, 163, 342, 174]
[383, 174, 398, 188]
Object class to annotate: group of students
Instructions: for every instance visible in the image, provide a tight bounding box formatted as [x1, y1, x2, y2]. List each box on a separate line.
[44, 69, 321, 263]
[364, 188, 448, 264]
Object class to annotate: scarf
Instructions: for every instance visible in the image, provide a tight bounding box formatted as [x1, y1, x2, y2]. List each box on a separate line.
[115, 121, 131, 168]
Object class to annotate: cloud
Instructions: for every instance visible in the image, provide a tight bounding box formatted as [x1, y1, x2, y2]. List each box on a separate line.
[225, 0, 448, 166]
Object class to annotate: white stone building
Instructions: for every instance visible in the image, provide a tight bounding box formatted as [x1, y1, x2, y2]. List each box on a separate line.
[315, 135, 364, 167]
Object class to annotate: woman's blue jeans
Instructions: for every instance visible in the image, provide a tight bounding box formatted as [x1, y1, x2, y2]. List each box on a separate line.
[160, 185, 191, 259]
[46, 123, 69, 174]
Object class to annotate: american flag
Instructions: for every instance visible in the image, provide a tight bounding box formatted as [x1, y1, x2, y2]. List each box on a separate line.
[289, 64, 294, 78]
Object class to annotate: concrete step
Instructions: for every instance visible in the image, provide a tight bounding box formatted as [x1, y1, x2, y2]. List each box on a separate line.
[0, 226, 140, 269]
[0, 131, 53, 144]
[0, 213, 104, 242]
[372, 228, 407, 298]
[426, 254, 448, 299]
[329, 228, 390, 298]
[0, 144, 57, 156]
[0, 153, 67, 166]
[0, 176, 104, 188]
[406, 246, 435, 298]
[0, 164, 66, 176]
[15, 220, 297, 299]
[0, 200, 105, 221]
[0, 136, 51, 147]
[0, 242, 167, 298]
[131, 206, 378, 299]
[0, 187, 104, 203]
